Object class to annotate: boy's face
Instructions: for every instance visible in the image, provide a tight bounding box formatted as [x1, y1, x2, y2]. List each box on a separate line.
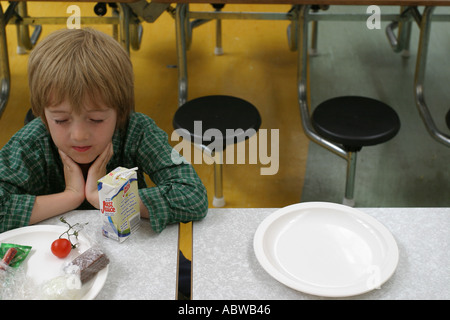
[44, 98, 117, 164]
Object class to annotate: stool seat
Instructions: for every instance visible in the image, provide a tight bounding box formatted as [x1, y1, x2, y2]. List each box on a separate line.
[312, 96, 400, 150]
[311, 96, 400, 207]
[173, 95, 261, 207]
[24, 109, 35, 125]
[173, 95, 261, 152]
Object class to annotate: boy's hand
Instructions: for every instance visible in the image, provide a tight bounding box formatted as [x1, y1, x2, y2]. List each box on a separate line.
[85, 143, 114, 209]
[59, 149, 85, 207]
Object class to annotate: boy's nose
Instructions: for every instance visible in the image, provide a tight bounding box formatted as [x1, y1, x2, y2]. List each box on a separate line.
[70, 122, 90, 142]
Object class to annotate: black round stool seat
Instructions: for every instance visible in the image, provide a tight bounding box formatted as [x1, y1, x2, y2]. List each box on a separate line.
[446, 109, 450, 129]
[24, 109, 36, 125]
[312, 96, 400, 151]
[173, 95, 261, 151]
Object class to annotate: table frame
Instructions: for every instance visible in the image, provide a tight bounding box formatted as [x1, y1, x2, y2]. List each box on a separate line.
[157, 0, 450, 5]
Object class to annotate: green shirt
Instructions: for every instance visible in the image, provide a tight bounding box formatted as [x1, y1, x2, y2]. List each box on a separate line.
[0, 112, 208, 233]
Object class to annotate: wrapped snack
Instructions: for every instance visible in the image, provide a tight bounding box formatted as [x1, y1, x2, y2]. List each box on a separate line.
[98, 166, 141, 242]
[0, 264, 34, 299]
[40, 273, 83, 300]
[0, 243, 32, 270]
[1, 244, 33, 299]
[66, 247, 110, 284]
[0, 247, 17, 271]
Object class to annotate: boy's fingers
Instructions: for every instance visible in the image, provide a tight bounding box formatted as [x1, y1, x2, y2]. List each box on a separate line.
[59, 150, 83, 176]
[58, 150, 73, 167]
[58, 149, 66, 159]
[95, 143, 114, 168]
[103, 143, 114, 162]
[107, 142, 114, 158]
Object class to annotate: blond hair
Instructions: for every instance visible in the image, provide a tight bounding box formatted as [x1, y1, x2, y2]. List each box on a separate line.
[28, 28, 134, 129]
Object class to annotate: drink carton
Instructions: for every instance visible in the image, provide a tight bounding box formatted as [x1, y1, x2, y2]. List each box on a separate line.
[98, 167, 141, 242]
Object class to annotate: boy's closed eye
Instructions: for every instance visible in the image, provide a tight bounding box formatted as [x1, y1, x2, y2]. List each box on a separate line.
[53, 118, 104, 124]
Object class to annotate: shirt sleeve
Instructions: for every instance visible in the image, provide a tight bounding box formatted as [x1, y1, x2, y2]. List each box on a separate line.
[0, 137, 44, 233]
[133, 115, 208, 233]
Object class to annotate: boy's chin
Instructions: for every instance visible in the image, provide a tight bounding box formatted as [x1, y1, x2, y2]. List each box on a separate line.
[71, 154, 97, 165]
[76, 160, 95, 165]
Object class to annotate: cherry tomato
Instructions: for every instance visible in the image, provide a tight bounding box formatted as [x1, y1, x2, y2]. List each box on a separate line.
[51, 238, 72, 258]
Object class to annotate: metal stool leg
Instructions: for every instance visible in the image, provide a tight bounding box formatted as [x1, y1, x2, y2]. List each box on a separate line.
[343, 151, 357, 207]
[309, 20, 319, 56]
[213, 151, 225, 207]
[16, 2, 42, 54]
[118, 3, 131, 52]
[175, 4, 188, 106]
[0, 4, 11, 119]
[214, 18, 223, 55]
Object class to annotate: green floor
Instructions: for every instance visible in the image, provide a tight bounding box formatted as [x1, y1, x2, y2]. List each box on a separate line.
[300, 6, 450, 207]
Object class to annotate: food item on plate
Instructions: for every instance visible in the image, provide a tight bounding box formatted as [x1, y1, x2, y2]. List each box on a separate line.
[50, 216, 88, 258]
[40, 274, 83, 300]
[1, 244, 33, 299]
[51, 238, 72, 258]
[0, 247, 17, 271]
[0, 243, 32, 269]
[67, 248, 109, 284]
[57, 216, 88, 248]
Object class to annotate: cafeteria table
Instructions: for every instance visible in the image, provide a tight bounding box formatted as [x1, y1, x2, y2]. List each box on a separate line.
[160, 0, 450, 148]
[192, 207, 450, 299]
[5, 207, 449, 299]
[40, 209, 178, 299]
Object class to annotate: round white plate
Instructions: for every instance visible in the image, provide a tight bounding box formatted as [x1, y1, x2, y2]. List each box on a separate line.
[253, 202, 399, 297]
[0, 225, 108, 300]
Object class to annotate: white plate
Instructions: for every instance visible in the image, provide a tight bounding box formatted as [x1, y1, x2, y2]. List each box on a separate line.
[0, 225, 108, 300]
[253, 202, 399, 297]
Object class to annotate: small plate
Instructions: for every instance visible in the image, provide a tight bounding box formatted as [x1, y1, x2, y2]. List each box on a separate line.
[253, 202, 399, 297]
[0, 225, 108, 300]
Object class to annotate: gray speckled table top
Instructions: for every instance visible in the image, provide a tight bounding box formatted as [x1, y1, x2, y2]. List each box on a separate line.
[192, 207, 450, 300]
[42, 210, 178, 300]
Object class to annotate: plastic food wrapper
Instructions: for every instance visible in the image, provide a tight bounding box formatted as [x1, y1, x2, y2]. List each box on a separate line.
[0, 243, 32, 269]
[1, 264, 83, 300]
[98, 166, 141, 242]
[1, 246, 110, 300]
[64, 247, 110, 284]
[39, 273, 83, 300]
[1, 243, 33, 299]
[0, 264, 34, 299]
[39, 226, 110, 299]
[41, 247, 110, 300]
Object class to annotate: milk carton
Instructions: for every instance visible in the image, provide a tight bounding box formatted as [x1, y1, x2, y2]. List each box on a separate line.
[98, 167, 141, 242]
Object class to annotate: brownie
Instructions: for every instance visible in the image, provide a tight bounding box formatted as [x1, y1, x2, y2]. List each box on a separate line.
[70, 248, 110, 284]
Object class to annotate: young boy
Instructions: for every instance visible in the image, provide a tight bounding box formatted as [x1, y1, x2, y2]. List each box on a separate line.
[0, 28, 208, 233]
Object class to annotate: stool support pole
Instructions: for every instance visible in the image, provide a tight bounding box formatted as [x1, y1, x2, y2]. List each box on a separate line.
[414, 6, 450, 147]
[215, 18, 223, 55]
[296, 5, 347, 160]
[213, 152, 225, 207]
[175, 4, 188, 106]
[343, 151, 357, 207]
[0, 4, 11, 119]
